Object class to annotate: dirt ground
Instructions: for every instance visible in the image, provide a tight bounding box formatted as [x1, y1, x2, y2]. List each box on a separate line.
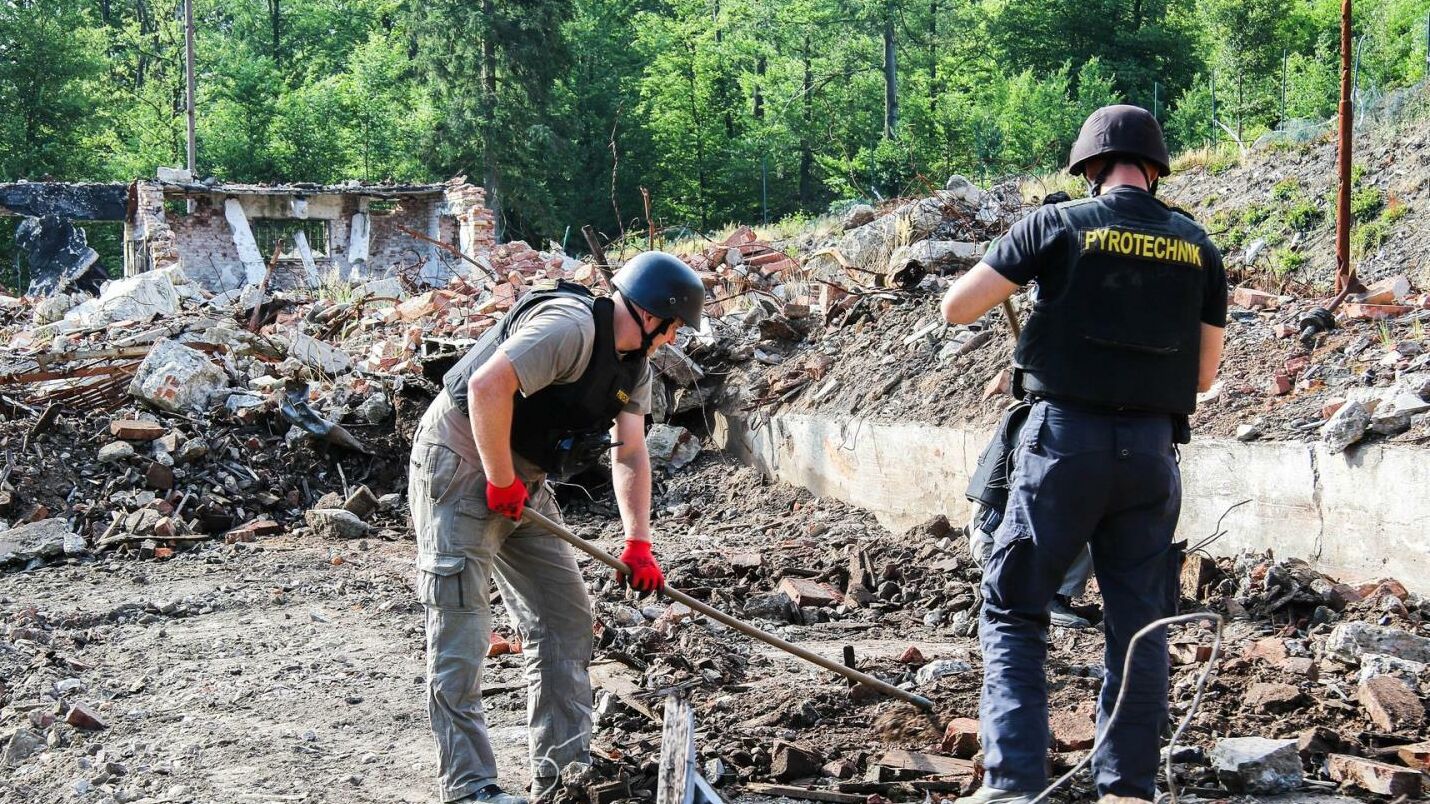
[7, 448, 1419, 803]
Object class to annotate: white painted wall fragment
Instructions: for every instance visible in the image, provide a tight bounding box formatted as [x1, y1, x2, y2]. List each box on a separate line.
[348, 211, 371, 268]
[223, 198, 268, 285]
[293, 230, 320, 287]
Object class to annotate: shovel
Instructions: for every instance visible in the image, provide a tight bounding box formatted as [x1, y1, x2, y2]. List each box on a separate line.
[521, 507, 934, 711]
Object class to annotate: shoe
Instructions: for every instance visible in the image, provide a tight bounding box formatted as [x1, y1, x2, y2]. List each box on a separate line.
[458, 784, 528, 804]
[954, 786, 1035, 804]
[1049, 595, 1092, 629]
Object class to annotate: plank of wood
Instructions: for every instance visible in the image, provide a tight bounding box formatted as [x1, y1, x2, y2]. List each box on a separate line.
[656, 696, 693, 804]
[872, 749, 975, 777]
[740, 783, 866, 804]
[589, 660, 660, 723]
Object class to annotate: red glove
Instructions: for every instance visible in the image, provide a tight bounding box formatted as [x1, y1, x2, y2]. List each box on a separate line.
[618, 539, 664, 592]
[485, 478, 528, 521]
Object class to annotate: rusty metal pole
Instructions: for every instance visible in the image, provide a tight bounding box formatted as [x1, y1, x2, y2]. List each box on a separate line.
[1335, 0, 1354, 294]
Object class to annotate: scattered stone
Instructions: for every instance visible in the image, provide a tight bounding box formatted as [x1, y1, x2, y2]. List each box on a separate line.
[97, 441, 136, 463]
[646, 424, 701, 471]
[1394, 740, 1430, 771]
[1235, 423, 1262, 441]
[776, 577, 842, 608]
[941, 718, 980, 758]
[342, 484, 380, 520]
[64, 703, 108, 731]
[1210, 737, 1302, 794]
[842, 204, 876, 230]
[1326, 622, 1430, 664]
[1319, 401, 1371, 453]
[304, 508, 371, 540]
[1049, 709, 1096, 751]
[770, 740, 823, 782]
[1232, 286, 1281, 310]
[1246, 681, 1305, 713]
[1358, 674, 1425, 732]
[898, 646, 926, 665]
[287, 330, 352, 375]
[109, 419, 166, 441]
[743, 591, 794, 621]
[3, 728, 45, 767]
[129, 338, 229, 413]
[914, 659, 972, 685]
[1326, 753, 1421, 797]
[1357, 653, 1426, 687]
[0, 518, 79, 566]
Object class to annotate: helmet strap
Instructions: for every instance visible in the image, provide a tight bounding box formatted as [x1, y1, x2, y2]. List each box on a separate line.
[619, 294, 672, 355]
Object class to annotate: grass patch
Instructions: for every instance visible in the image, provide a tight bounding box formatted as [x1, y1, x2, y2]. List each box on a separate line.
[1383, 197, 1408, 224]
[1270, 177, 1301, 201]
[1351, 186, 1384, 222]
[1273, 248, 1306, 275]
[1354, 219, 1387, 257]
[1285, 199, 1322, 231]
[1170, 143, 1241, 175]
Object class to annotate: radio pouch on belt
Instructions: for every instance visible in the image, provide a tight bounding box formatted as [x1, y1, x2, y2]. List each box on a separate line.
[965, 399, 1033, 541]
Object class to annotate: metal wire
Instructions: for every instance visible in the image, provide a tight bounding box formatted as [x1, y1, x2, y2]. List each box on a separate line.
[1029, 612, 1225, 804]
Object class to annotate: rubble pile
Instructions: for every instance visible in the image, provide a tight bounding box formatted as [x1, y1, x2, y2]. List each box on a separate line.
[549, 454, 1430, 802]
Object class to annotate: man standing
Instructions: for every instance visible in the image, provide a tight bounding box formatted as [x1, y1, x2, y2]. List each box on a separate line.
[409, 252, 706, 804]
[940, 106, 1226, 804]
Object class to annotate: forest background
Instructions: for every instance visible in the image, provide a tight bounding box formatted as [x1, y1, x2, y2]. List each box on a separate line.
[2, 0, 1430, 255]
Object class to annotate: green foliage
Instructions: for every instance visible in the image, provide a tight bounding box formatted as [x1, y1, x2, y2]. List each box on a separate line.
[1270, 177, 1301, 200]
[1354, 219, 1388, 256]
[1351, 186, 1385, 221]
[1383, 198, 1409, 224]
[1273, 247, 1306, 274]
[1285, 199, 1323, 230]
[2, 0, 1428, 249]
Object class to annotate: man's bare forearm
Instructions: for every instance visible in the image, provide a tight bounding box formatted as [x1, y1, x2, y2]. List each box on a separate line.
[467, 357, 520, 486]
[611, 450, 653, 542]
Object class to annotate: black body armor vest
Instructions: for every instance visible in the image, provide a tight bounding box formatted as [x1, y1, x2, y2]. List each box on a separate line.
[443, 281, 647, 476]
[1013, 196, 1211, 415]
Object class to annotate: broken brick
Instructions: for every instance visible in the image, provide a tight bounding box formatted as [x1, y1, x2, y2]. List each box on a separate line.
[1180, 553, 1215, 600]
[1354, 274, 1412, 305]
[488, 632, 517, 658]
[1321, 398, 1347, 419]
[1358, 674, 1425, 732]
[776, 577, 842, 608]
[770, 739, 823, 782]
[1276, 657, 1317, 680]
[65, 702, 108, 731]
[1267, 373, 1293, 395]
[1394, 740, 1430, 771]
[1326, 753, 1422, 797]
[982, 369, 1011, 399]
[1246, 681, 1305, 713]
[1049, 709, 1095, 752]
[1232, 286, 1280, 310]
[109, 419, 166, 441]
[1296, 726, 1344, 758]
[898, 646, 927, 665]
[153, 546, 174, 559]
[729, 551, 763, 573]
[1169, 642, 1213, 665]
[144, 462, 174, 491]
[1244, 637, 1289, 665]
[941, 718, 980, 758]
[1342, 302, 1414, 320]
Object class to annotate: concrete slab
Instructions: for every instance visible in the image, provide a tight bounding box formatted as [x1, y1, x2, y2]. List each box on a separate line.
[717, 411, 1430, 591]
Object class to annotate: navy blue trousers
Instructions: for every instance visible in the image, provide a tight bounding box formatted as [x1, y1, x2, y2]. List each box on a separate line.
[978, 400, 1180, 800]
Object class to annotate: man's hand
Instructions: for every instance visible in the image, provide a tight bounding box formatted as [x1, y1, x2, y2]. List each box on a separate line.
[618, 539, 664, 592]
[486, 478, 528, 521]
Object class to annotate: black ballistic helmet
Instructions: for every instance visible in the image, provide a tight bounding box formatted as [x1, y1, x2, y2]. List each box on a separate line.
[611, 251, 705, 328]
[1067, 104, 1172, 178]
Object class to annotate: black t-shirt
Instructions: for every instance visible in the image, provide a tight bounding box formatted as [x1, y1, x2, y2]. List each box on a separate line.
[983, 187, 1228, 328]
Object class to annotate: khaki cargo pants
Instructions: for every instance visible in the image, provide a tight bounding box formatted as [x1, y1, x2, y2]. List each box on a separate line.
[409, 415, 594, 801]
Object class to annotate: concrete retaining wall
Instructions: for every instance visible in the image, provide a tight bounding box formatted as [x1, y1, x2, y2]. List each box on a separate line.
[715, 411, 1430, 589]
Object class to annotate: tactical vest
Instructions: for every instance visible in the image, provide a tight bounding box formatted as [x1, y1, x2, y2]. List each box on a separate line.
[442, 281, 647, 475]
[1013, 196, 1211, 415]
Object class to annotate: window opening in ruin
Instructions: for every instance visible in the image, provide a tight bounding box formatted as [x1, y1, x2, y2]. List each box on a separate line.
[163, 198, 191, 217]
[368, 200, 399, 215]
[253, 219, 331, 260]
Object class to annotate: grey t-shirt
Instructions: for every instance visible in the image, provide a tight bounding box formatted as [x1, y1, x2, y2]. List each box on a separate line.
[429, 296, 652, 480]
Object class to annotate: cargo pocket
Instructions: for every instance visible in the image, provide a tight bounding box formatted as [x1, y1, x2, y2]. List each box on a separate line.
[981, 522, 1040, 613]
[417, 553, 472, 610]
[414, 442, 464, 503]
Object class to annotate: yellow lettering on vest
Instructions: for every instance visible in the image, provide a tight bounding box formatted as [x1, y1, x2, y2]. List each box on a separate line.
[1153, 236, 1166, 260]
